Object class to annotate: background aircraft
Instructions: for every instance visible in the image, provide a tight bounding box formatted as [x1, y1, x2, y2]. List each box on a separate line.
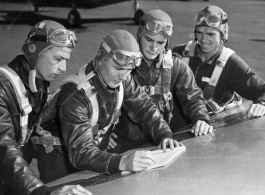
[30, 0, 144, 27]
[0, 0, 210, 27]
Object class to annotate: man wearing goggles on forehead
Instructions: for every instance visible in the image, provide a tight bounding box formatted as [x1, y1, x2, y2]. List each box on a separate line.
[107, 9, 213, 155]
[195, 12, 228, 28]
[39, 29, 181, 179]
[48, 29, 77, 48]
[140, 19, 174, 38]
[173, 5, 265, 119]
[101, 40, 142, 69]
[0, 20, 91, 195]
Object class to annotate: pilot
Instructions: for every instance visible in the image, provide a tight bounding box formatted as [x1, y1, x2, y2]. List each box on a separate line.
[0, 21, 91, 195]
[107, 9, 213, 154]
[172, 5, 265, 118]
[38, 29, 181, 182]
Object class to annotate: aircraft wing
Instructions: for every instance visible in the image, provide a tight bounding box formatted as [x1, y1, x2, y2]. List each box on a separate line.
[47, 100, 265, 195]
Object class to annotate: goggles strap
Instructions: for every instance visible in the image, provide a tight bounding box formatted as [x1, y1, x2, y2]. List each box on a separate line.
[30, 34, 76, 48]
[101, 41, 111, 53]
[30, 35, 48, 42]
[140, 19, 146, 27]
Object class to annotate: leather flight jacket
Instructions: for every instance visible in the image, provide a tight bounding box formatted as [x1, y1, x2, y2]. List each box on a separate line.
[172, 44, 265, 108]
[0, 55, 52, 195]
[51, 61, 172, 174]
[112, 54, 210, 149]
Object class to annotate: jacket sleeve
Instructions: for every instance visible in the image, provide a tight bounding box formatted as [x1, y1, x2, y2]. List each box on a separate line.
[225, 54, 265, 105]
[171, 58, 211, 125]
[0, 85, 52, 195]
[58, 85, 123, 174]
[122, 74, 172, 144]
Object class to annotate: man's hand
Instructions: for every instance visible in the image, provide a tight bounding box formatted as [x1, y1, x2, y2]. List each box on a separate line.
[190, 120, 213, 136]
[156, 138, 183, 152]
[51, 184, 92, 195]
[247, 103, 265, 119]
[119, 151, 155, 172]
[107, 132, 117, 150]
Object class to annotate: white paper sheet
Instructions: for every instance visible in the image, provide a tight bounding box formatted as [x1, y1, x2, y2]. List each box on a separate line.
[147, 146, 186, 169]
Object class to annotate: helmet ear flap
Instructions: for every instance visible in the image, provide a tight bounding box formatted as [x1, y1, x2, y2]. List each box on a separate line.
[219, 23, 229, 42]
[93, 47, 106, 72]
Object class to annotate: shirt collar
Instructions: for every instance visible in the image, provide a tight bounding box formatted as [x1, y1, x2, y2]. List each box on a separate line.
[194, 44, 224, 65]
[142, 54, 161, 69]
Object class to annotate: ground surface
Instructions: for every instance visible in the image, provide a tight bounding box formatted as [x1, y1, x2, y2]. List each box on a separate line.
[0, 0, 265, 92]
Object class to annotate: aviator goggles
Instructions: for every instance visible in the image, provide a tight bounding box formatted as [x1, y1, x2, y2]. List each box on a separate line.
[140, 20, 174, 37]
[30, 29, 77, 48]
[195, 13, 228, 28]
[48, 29, 77, 47]
[101, 41, 142, 68]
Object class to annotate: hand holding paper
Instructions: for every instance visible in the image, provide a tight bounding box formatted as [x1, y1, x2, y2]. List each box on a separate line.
[121, 145, 186, 174]
[119, 150, 156, 173]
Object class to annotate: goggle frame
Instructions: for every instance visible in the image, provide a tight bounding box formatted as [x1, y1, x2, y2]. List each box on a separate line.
[101, 41, 142, 68]
[141, 20, 174, 37]
[48, 29, 77, 48]
[195, 13, 227, 28]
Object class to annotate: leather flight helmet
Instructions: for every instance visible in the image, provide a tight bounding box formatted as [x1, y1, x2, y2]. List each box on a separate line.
[137, 9, 173, 50]
[93, 29, 141, 72]
[195, 5, 229, 42]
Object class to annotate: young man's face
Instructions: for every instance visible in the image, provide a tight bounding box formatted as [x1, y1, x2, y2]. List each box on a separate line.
[99, 58, 134, 89]
[195, 26, 222, 55]
[139, 33, 167, 61]
[35, 46, 72, 81]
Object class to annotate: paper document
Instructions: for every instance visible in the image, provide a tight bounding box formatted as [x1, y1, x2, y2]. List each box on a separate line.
[147, 146, 186, 170]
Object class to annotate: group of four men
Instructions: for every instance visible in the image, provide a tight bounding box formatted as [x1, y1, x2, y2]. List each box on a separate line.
[1, 5, 265, 195]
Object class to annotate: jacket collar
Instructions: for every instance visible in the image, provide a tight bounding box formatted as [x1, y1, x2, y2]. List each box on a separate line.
[8, 55, 50, 89]
[141, 54, 161, 70]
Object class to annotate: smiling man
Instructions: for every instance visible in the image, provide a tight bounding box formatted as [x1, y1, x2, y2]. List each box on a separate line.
[172, 5, 265, 118]
[38, 29, 181, 181]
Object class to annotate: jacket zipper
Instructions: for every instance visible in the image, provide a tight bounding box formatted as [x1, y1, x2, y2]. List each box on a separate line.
[194, 64, 202, 79]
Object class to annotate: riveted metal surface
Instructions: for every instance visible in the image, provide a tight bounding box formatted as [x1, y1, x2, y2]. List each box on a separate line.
[48, 101, 265, 194]
[74, 117, 265, 195]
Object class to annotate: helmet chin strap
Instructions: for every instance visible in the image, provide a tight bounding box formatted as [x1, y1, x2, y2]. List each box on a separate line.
[29, 70, 37, 92]
[28, 58, 38, 92]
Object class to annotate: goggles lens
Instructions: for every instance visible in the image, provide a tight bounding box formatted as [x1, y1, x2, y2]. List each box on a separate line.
[144, 21, 173, 37]
[102, 41, 142, 67]
[195, 13, 222, 27]
[49, 29, 77, 47]
[114, 52, 142, 67]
